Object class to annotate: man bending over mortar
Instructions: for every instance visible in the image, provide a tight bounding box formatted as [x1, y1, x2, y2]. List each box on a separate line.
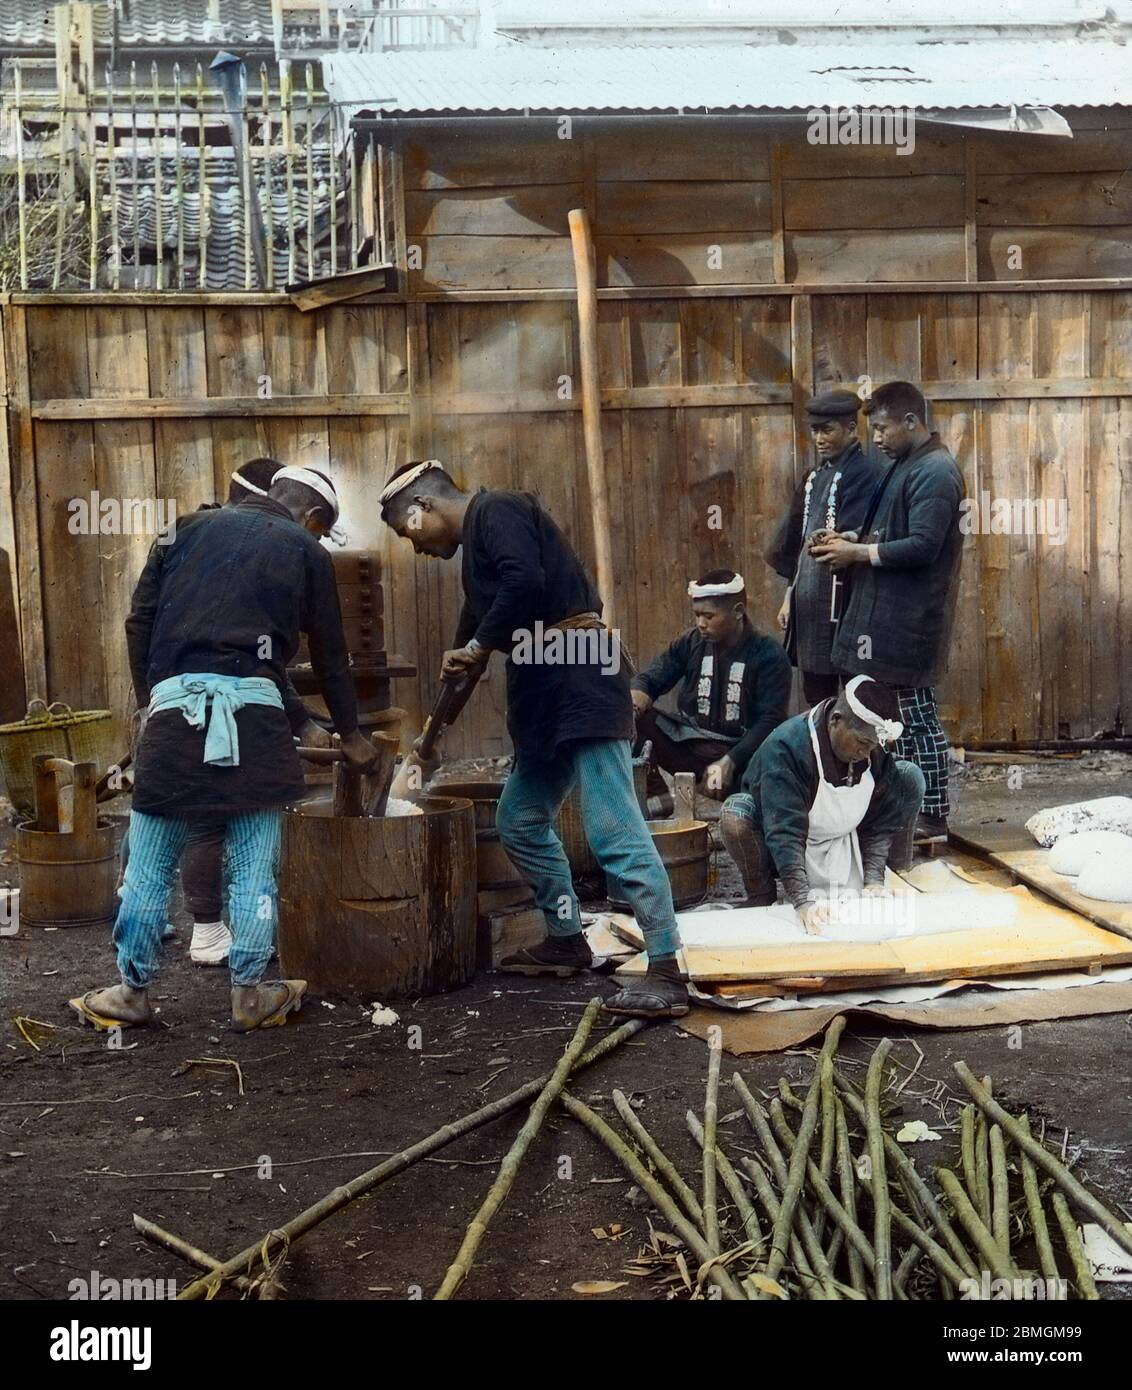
[71, 468, 376, 1033]
[379, 459, 688, 1019]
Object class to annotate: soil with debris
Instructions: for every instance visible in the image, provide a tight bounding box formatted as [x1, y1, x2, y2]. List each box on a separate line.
[1, 756, 1130, 1302]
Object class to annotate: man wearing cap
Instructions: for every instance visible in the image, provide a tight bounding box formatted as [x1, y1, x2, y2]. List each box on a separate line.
[72, 465, 376, 1033]
[379, 459, 689, 1019]
[120, 457, 333, 969]
[810, 380, 965, 841]
[767, 389, 881, 705]
[719, 676, 924, 929]
[631, 568, 791, 800]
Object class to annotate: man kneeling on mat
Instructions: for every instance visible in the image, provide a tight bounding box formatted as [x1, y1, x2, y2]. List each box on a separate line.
[71, 467, 376, 1033]
[719, 677, 923, 933]
[379, 459, 688, 1019]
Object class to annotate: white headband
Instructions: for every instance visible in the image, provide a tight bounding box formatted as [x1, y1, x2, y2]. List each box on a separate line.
[379, 459, 444, 508]
[231, 467, 271, 497]
[273, 465, 340, 523]
[844, 676, 904, 745]
[687, 573, 745, 599]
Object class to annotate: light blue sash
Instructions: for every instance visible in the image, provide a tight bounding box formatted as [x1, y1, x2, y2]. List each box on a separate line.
[148, 673, 284, 767]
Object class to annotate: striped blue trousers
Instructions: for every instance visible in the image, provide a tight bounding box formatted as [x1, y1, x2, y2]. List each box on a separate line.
[496, 738, 680, 959]
[114, 810, 283, 988]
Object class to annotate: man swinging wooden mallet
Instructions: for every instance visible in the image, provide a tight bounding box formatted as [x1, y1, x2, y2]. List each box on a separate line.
[379, 460, 689, 1019]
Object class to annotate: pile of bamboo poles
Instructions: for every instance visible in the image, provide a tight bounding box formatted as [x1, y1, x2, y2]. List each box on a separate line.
[573, 1018, 1132, 1301]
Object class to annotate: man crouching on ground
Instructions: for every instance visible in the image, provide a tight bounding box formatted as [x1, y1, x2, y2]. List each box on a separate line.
[71, 467, 377, 1033]
[379, 459, 688, 1019]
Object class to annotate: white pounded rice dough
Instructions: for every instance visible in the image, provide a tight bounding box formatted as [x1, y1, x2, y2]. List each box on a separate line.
[1076, 851, 1132, 903]
[1048, 829, 1132, 876]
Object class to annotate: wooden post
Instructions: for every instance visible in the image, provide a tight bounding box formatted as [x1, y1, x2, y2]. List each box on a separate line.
[304, 63, 316, 281]
[173, 64, 185, 288]
[105, 63, 119, 288]
[152, 63, 164, 290]
[567, 207, 616, 631]
[673, 771, 696, 825]
[280, 60, 297, 284]
[964, 139, 978, 284]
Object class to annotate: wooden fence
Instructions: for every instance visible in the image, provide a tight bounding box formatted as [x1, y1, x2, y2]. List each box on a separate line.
[2, 282, 1130, 756]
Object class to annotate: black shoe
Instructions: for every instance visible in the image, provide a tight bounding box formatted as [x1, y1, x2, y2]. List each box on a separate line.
[499, 934, 593, 977]
[914, 813, 949, 842]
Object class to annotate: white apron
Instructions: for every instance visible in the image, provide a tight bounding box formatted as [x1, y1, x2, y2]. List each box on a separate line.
[804, 709, 874, 895]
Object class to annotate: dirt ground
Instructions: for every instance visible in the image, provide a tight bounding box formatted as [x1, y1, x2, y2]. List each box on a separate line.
[2, 754, 1130, 1302]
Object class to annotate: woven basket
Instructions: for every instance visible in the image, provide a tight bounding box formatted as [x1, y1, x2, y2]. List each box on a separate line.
[0, 700, 115, 816]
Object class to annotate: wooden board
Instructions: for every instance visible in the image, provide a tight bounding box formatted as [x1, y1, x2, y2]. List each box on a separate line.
[950, 824, 1132, 943]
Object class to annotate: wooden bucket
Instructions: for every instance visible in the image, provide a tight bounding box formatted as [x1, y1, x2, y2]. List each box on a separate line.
[605, 818, 712, 912]
[431, 779, 530, 895]
[278, 794, 477, 1000]
[16, 756, 117, 928]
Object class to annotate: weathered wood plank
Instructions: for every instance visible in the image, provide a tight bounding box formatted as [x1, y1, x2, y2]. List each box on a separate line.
[977, 171, 1132, 227]
[784, 175, 965, 230]
[599, 233, 775, 288]
[406, 184, 582, 237]
[147, 306, 215, 514]
[88, 306, 158, 738]
[404, 126, 583, 190]
[790, 229, 966, 283]
[979, 228, 1132, 281]
[597, 180, 771, 234]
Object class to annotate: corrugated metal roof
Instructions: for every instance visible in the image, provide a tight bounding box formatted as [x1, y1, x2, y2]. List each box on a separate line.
[323, 42, 1132, 114]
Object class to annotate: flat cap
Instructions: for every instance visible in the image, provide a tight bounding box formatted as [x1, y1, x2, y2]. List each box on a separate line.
[805, 388, 862, 423]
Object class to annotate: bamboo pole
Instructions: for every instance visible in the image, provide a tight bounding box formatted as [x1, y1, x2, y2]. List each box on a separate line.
[87, 62, 97, 289]
[435, 999, 602, 1300]
[130, 64, 140, 281]
[834, 1098, 867, 1294]
[1050, 1193, 1099, 1301]
[281, 61, 296, 284]
[176, 1018, 648, 1300]
[960, 1104, 979, 1212]
[835, 1072, 979, 1280]
[974, 1075, 993, 1228]
[954, 1062, 1132, 1261]
[768, 1100, 877, 1286]
[196, 64, 207, 289]
[1017, 1114, 1060, 1285]
[989, 1124, 1011, 1260]
[702, 1029, 722, 1253]
[304, 64, 316, 283]
[936, 1168, 1019, 1282]
[737, 1156, 827, 1300]
[152, 63, 163, 291]
[173, 65, 185, 289]
[133, 1215, 254, 1294]
[813, 1054, 836, 1242]
[864, 1038, 894, 1299]
[14, 64, 28, 290]
[560, 1092, 748, 1302]
[259, 65, 274, 291]
[685, 1111, 763, 1256]
[862, 1177, 973, 1292]
[567, 207, 616, 630]
[743, 1086, 841, 1298]
[612, 1089, 703, 1229]
[106, 64, 119, 289]
[327, 99, 338, 276]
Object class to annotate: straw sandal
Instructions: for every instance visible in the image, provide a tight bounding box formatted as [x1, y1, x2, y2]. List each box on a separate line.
[69, 986, 153, 1030]
[602, 976, 690, 1020]
[230, 980, 307, 1033]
